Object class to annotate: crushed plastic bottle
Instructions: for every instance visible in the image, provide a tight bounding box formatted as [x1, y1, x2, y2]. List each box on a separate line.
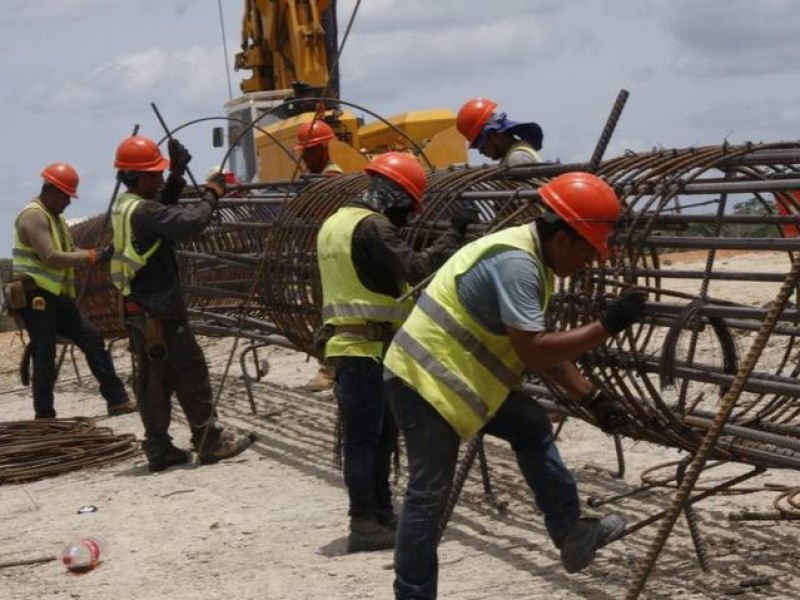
[59, 535, 108, 572]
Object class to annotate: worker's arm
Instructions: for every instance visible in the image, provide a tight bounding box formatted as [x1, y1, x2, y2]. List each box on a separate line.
[359, 214, 461, 285]
[16, 208, 92, 267]
[133, 193, 217, 244]
[157, 139, 191, 206]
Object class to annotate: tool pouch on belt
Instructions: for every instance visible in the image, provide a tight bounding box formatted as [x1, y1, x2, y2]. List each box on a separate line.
[311, 324, 334, 354]
[143, 317, 168, 361]
[4, 280, 27, 310]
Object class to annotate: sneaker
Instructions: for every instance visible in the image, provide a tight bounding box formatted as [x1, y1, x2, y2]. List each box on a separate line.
[108, 399, 137, 416]
[347, 516, 396, 553]
[305, 364, 335, 392]
[197, 430, 254, 465]
[558, 515, 627, 574]
[148, 445, 192, 473]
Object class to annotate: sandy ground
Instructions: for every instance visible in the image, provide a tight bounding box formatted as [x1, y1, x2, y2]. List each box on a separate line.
[3, 252, 800, 599]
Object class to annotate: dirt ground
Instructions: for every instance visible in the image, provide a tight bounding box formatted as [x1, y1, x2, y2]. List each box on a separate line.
[3, 252, 800, 599]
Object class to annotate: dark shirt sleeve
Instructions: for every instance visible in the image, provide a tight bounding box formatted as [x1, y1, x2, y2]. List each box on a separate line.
[131, 198, 215, 250]
[351, 214, 461, 295]
[159, 173, 186, 206]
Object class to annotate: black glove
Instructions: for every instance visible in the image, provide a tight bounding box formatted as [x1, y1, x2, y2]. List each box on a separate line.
[204, 172, 226, 207]
[450, 207, 479, 238]
[168, 139, 192, 177]
[98, 243, 115, 265]
[583, 389, 629, 433]
[600, 287, 647, 335]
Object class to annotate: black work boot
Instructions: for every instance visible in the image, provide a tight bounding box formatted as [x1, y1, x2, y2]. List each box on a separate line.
[347, 516, 396, 553]
[375, 508, 398, 532]
[148, 445, 192, 473]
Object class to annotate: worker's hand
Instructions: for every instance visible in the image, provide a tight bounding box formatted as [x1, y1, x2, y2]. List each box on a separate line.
[583, 389, 629, 433]
[449, 207, 479, 238]
[600, 287, 647, 335]
[204, 172, 226, 205]
[87, 243, 114, 266]
[168, 139, 192, 177]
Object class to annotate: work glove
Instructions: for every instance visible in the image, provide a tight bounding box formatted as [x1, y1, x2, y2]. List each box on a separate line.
[168, 138, 192, 177]
[600, 287, 648, 335]
[204, 172, 227, 207]
[450, 207, 479, 238]
[87, 243, 114, 266]
[583, 389, 629, 433]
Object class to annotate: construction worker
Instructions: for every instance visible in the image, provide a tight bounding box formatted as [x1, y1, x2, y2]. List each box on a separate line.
[317, 152, 475, 553]
[110, 135, 253, 473]
[456, 97, 544, 167]
[295, 119, 344, 177]
[11, 163, 135, 419]
[384, 172, 647, 599]
[299, 119, 345, 392]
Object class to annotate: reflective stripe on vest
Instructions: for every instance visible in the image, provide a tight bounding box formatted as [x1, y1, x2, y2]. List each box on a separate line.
[384, 224, 554, 439]
[12, 200, 76, 296]
[109, 192, 161, 296]
[317, 206, 412, 358]
[501, 141, 541, 167]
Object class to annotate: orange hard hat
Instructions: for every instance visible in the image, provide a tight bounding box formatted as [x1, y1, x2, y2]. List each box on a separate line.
[538, 172, 621, 260]
[294, 120, 336, 151]
[364, 152, 427, 209]
[456, 97, 498, 146]
[114, 135, 169, 171]
[41, 163, 79, 198]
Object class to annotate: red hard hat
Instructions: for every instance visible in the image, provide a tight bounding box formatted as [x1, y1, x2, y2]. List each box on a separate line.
[294, 120, 336, 151]
[41, 163, 79, 198]
[364, 152, 427, 210]
[114, 136, 169, 171]
[456, 97, 498, 146]
[538, 172, 621, 260]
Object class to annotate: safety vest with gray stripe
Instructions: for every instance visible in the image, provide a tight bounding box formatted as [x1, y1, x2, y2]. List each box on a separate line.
[383, 224, 554, 439]
[110, 192, 162, 296]
[317, 206, 412, 359]
[12, 200, 76, 297]
[501, 141, 542, 167]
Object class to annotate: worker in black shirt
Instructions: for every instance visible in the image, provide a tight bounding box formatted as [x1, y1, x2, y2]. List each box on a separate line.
[317, 152, 475, 552]
[110, 135, 252, 473]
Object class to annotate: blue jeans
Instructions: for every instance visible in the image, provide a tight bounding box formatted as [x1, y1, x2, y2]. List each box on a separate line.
[334, 356, 396, 517]
[389, 379, 580, 600]
[21, 289, 128, 418]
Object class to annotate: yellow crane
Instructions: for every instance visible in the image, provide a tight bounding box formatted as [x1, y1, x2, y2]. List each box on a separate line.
[223, 0, 466, 182]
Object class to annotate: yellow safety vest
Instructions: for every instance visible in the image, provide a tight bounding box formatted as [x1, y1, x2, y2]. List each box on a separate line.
[12, 200, 76, 296]
[384, 224, 554, 439]
[501, 141, 541, 166]
[110, 192, 162, 296]
[317, 206, 412, 359]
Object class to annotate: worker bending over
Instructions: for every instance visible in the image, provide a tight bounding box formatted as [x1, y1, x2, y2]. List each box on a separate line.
[384, 172, 646, 599]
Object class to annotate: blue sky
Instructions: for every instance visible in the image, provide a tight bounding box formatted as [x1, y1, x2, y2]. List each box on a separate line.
[2, 0, 800, 255]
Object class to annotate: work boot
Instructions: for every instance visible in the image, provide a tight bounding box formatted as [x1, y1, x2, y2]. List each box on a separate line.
[305, 364, 335, 392]
[107, 399, 137, 416]
[375, 509, 398, 532]
[347, 516, 396, 553]
[197, 429, 254, 465]
[148, 445, 192, 473]
[558, 515, 627, 574]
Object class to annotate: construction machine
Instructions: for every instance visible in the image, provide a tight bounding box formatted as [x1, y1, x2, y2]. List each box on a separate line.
[222, 0, 467, 182]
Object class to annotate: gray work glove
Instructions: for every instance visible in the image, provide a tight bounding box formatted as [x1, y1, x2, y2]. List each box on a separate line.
[203, 172, 227, 208]
[583, 389, 629, 433]
[600, 287, 648, 335]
